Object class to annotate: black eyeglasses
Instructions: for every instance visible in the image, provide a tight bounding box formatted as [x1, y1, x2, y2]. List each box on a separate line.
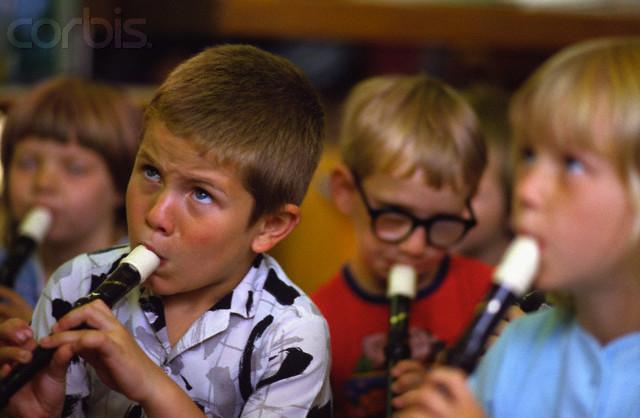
[352, 172, 476, 249]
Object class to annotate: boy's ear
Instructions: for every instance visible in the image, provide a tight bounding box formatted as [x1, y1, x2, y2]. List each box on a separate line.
[251, 204, 301, 253]
[330, 164, 356, 215]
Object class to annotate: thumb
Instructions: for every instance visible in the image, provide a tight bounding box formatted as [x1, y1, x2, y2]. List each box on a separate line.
[47, 345, 74, 383]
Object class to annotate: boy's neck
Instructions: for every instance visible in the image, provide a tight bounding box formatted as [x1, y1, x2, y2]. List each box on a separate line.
[161, 261, 253, 347]
[574, 274, 640, 345]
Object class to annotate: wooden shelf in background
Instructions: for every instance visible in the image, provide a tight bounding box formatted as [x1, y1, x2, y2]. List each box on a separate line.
[213, 0, 640, 49]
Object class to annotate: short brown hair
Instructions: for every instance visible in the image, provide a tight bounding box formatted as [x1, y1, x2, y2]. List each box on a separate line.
[145, 44, 325, 223]
[1, 76, 142, 241]
[339, 74, 486, 195]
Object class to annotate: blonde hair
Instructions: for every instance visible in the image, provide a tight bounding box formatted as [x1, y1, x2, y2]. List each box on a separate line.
[339, 74, 486, 194]
[145, 44, 324, 224]
[510, 37, 640, 237]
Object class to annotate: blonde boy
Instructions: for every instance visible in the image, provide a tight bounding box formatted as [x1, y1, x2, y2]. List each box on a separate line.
[312, 74, 492, 417]
[394, 37, 640, 418]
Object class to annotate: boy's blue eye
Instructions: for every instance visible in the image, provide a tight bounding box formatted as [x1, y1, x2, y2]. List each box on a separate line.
[564, 155, 585, 174]
[519, 146, 536, 165]
[66, 161, 89, 176]
[194, 188, 213, 204]
[15, 155, 39, 171]
[142, 164, 160, 180]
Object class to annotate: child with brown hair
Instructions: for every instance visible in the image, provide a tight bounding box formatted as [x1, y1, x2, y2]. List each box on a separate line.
[0, 77, 141, 322]
[0, 44, 331, 417]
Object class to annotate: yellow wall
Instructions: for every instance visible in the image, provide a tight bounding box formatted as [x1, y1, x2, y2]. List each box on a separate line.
[269, 145, 356, 294]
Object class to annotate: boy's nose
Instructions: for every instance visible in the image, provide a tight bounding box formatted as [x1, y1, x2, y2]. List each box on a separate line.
[33, 162, 58, 192]
[145, 191, 175, 235]
[398, 225, 428, 256]
[515, 164, 550, 213]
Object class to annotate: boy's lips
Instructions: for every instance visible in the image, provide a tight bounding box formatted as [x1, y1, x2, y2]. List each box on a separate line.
[138, 242, 166, 262]
[29, 203, 57, 217]
[384, 258, 434, 277]
[514, 230, 544, 251]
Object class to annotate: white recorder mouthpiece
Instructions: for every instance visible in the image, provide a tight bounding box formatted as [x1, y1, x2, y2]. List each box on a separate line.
[18, 207, 53, 244]
[387, 264, 417, 298]
[121, 245, 160, 284]
[494, 236, 540, 297]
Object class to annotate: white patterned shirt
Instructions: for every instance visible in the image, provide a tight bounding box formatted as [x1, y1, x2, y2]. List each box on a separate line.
[32, 245, 332, 418]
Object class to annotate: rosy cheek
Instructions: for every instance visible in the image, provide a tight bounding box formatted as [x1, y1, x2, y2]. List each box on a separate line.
[188, 228, 221, 246]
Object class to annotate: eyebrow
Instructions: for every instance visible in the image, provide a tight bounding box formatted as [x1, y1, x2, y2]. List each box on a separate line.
[367, 194, 427, 216]
[372, 199, 412, 213]
[135, 145, 153, 160]
[371, 189, 469, 217]
[136, 147, 232, 198]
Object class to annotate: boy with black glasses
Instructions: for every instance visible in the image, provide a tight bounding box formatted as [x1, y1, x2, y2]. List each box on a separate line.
[312, 74, 493, 418]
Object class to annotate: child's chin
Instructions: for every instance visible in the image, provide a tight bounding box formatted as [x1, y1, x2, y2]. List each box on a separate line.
[142, 277, 172, 295]
[533, 273, 561, 293]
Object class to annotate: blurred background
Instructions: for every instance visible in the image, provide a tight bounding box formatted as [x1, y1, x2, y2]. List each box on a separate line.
[1, 0, 640, 292]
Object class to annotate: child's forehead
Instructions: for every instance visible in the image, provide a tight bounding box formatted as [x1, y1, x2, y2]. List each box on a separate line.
[365, 167, 467, 194]
[139, 121, 243, 181]
[364, 170, 469, 200]
[517, 127, 605, 156]
[15, 135, 96, 154]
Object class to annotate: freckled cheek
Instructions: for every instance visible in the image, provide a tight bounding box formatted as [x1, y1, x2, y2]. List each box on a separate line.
[189, 234, 222, 250]
[422, 250, 446, 271]
[8, 164, 34, 181]
[361, 238, 394, 272]
[360, 229, 379, 252]
[8, 171, 28, 192]
[125, 200, 149, 235]
[7, 185, 31, 217]
[183, 222, 238, 251]
[126, 186, 155, 213]
[7, 184, 24, 207]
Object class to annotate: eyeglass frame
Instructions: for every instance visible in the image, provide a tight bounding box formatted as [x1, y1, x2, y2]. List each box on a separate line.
[351, 171, 477, 249]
